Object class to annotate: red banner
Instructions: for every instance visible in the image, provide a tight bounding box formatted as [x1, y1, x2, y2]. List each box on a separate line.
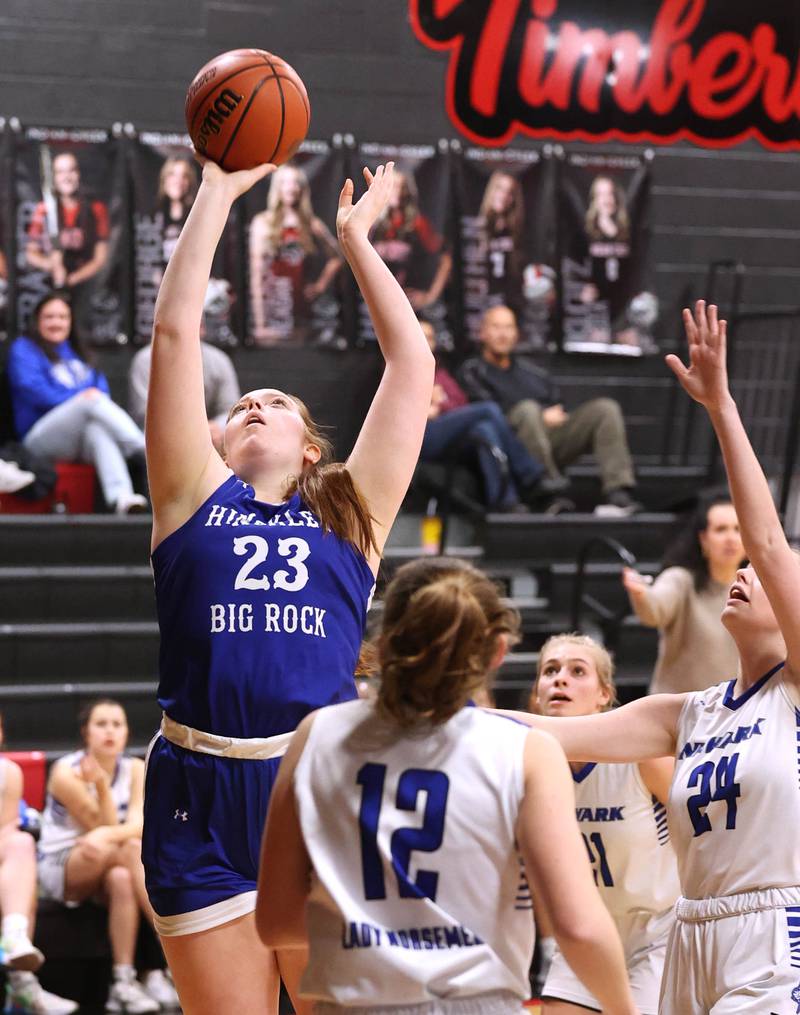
[410, 0, 800, 150]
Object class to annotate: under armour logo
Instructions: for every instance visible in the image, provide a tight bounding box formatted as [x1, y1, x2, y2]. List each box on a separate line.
[173, 809, 189, 822]
[791, 982, 800, 1014]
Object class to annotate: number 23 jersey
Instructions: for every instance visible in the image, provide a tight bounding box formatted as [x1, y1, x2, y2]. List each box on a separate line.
[668, 662, 800, 900]
[151, 474, 375, 739]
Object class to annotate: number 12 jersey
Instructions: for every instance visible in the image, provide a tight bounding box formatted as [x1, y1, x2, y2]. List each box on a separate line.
[294, 700, 535, 1006]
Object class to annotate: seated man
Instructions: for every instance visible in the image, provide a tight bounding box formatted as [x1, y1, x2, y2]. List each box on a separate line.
[458, 304, 641, 515]
[128, 309, 240, 455]
[419, 320, 566, 514]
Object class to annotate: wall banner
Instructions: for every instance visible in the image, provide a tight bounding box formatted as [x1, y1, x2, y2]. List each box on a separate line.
[130, 132, 240, 346]
[0, 124, 10, 342]
[557, 151, 657, 355]
[15, 127, 126, 343]
[242, 140, 348, 348]
[351, 142, 454, 349]
[455, 145, 554, 353]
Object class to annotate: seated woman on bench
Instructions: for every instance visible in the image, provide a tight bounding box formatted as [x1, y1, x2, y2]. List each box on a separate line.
[37, 699, 177, 1012]
[0, 710, 77, 1015]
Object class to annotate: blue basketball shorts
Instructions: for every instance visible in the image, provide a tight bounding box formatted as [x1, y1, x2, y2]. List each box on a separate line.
[142, 735, 281, 931]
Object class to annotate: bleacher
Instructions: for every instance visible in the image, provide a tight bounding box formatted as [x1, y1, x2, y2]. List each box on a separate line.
[2, 310, 799, 1013]
[0, 502, 683, 758]
[4, 297, 800, 753]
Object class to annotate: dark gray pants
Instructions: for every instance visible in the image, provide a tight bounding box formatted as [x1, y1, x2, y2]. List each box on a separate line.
[508, 397, 634, 493]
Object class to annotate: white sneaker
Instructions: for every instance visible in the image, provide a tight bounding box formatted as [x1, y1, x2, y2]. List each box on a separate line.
[142, 969, 180, 1008]
[1, 932, 44, 972]
[106, 974, 160, 1013]
[0, 460, 36, 494]
[114, 492, 149, 515]
[4, 973, 78, 1014]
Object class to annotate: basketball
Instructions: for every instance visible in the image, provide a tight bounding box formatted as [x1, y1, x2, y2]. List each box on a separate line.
[185, 48, 310, 171]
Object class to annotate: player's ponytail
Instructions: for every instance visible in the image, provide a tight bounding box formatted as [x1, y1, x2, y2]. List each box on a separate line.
[375, 558, 519, 728]
[283, 396, 379, 559]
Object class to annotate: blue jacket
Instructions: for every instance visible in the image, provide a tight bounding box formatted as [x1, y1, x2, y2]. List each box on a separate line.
[7, 336, 110, 438]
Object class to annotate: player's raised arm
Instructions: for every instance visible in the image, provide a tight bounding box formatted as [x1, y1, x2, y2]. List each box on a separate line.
[339, 163, 435, 569]
[500, 692, 685, 763]
[518, 731, 638, 1015]
[146, 159, 273, 548]
[666, 300, 800, 677]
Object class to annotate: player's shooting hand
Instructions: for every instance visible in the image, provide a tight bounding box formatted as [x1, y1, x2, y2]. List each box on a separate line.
[337, 162, 394, 248]
[666, 300, 732, 412]
[195, 153, 276, 202]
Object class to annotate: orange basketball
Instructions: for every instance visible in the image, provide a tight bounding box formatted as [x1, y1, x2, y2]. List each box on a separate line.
[185, 48, 310, 171]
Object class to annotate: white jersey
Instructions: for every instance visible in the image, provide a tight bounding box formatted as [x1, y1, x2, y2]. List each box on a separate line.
[293, 699, 535, 1006]
[38, 750, 133, 856]
[543, 761, 679, 1015]
[668, 662, 800, 899]
[571, 761, 680, 924]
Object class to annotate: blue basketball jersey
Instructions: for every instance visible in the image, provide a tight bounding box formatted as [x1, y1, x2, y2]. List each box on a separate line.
[151, 474, 375, 739]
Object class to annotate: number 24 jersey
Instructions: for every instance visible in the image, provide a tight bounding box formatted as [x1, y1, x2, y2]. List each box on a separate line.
[668, 663, 800, 900]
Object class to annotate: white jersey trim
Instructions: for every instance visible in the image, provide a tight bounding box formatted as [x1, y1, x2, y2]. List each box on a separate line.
[153, 890, 257, 936]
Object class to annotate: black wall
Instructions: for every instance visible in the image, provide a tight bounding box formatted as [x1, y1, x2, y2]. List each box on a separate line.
[2, 1, 799, 467]
[1, 0, 797, 324]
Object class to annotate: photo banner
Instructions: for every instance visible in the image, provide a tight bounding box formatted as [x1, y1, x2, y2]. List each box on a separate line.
[351, 142, 454, 348]
[243, 140, 348, 348]
[455, 146, 554, 353]
[130, 132, 238, 347]
[0, 125, 10, 342]
[557, 151, 657, 355]
[14, 127, 126, 344]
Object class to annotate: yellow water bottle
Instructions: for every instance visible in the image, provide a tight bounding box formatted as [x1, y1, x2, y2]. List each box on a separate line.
[421, 497, 442, 555]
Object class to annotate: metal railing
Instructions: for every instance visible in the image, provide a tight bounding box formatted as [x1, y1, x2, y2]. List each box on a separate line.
[570, 536, 637, 651]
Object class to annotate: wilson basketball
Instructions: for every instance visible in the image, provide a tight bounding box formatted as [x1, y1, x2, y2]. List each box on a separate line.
[185, 49, 310, 171]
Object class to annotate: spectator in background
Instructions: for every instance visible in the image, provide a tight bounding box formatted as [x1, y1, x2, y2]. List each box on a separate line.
[458, 304, 641, 515]
[622, 491, 744, 694]
[37, 699, 178, 1013]
[0, 712, 78, 1015]
[7, 292, 147, 514]
[371, 167, 452, 312]
[129, 289, 241, 455]
[419, 319, 566, 513]
[25, 151, 109, 335]
[248, 163, 342, 345]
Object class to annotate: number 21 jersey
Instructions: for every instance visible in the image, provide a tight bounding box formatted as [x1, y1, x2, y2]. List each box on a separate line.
[151, 474, 375, 740]
[668, 662, 800, 900]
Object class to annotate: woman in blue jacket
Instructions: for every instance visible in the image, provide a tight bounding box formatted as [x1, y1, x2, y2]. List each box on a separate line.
[8, 291, 147, 513]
